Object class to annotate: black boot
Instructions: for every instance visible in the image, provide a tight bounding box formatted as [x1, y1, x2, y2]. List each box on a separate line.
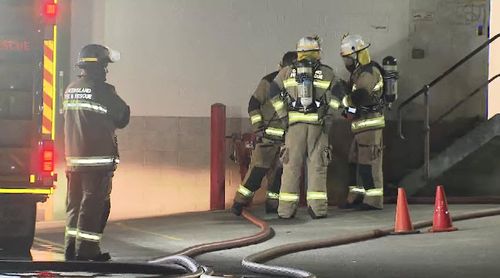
[355, 203, 382, 211]
[338, 195, 363, 210]
[265, 200, 278, 214]
[307, 206, 327, 219]
[231, 202, 245, 216]
[76, 252, 111, 262]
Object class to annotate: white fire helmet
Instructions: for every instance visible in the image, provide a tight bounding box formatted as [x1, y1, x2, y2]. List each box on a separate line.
[340, 34, 370, 56]
[296, 36, 321, 52]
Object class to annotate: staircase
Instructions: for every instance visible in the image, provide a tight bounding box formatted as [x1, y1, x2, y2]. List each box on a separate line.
[400, 114, 500, 196]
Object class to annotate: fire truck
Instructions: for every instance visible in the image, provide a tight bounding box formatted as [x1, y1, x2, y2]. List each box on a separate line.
[0, 0, 58, 255]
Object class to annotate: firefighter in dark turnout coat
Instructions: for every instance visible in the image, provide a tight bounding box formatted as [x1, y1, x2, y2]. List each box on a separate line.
[63, 44, 130, 261]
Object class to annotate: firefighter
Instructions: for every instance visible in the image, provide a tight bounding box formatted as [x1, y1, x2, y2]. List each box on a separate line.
[269, 36, 345, 219]
[340, 34, 386, 210]
[63, 44, 130, 261]
[231, 51, 297, 216]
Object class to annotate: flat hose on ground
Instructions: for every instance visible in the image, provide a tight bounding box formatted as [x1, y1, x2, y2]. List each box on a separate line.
[242, 207, 500, 278]
[149, 208, 274, 276]
[0, 260, 203, 278]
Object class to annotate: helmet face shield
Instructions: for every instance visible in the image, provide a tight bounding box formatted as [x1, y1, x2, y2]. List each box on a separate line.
[297, 50, 320, 61]
[107, 47, 121, 63]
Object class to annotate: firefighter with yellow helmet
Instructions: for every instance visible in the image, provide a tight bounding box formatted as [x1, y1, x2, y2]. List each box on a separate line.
[269, 36, 345, 219]
[231, 51, 297, 216]
[339, 34, 395, 210]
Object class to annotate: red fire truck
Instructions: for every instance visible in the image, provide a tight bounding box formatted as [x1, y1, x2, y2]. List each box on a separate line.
[0, 0, 58, 255]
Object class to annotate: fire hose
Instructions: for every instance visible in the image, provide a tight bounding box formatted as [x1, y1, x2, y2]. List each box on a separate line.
[241, 207, 500, 278]
[148, 208, 274, 277]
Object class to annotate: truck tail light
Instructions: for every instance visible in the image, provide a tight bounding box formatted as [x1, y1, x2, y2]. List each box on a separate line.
[40, 140, 55, 173]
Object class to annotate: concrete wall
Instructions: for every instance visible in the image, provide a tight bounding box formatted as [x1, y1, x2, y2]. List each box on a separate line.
[42, 0, 490, 221]
[407, 0, 489, 119]
[489, 0, 500, 118]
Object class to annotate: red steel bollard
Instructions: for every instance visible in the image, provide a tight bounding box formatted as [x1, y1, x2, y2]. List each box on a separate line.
[210, 103, 226, 210]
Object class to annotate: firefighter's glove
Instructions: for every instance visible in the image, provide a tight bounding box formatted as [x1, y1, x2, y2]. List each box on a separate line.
[342, 107, 358, 120]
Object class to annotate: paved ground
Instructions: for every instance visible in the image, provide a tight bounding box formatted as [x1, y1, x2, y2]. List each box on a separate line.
[24, 204, 500, 277]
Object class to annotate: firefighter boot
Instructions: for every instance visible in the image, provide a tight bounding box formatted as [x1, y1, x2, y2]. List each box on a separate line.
[338, 194, 364, 209]
[231, 202, 246, 216]
[265, 199, 279, 214]
[356, 203, 382, 211]
[76, 252, 111, 262]
[307, 206, 327, 219]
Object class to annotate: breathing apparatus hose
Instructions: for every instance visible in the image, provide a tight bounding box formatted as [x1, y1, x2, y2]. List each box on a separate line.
[242, 207, 500, 278]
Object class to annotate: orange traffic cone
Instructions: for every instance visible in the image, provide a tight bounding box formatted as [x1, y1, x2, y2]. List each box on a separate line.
[429, 185, 458, 232]
[391, 187, 419, 235]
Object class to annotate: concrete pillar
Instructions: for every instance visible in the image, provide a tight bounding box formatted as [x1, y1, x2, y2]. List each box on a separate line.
[489, 0, 500, 118]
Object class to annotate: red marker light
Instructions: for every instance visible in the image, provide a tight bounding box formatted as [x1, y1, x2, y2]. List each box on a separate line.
[40, 140, 55, 173]
[43, 2, 57, 19]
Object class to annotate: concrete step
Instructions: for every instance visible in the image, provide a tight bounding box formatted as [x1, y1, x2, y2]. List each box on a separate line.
[400, 114, 500, 196]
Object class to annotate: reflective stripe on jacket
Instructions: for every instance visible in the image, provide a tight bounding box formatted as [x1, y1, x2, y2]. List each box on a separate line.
[64, 76, 130, 171]
[351, 115, 385, 133]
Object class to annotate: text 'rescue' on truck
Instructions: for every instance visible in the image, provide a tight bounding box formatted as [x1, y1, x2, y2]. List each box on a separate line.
[0, 0, 58, 255]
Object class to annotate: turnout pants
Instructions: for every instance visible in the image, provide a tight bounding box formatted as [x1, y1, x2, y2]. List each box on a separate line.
[278, 123, 331, 218]
[347, 128, 384, 209]
[64, 171, 113, 260]
[234, 140, 282, 207]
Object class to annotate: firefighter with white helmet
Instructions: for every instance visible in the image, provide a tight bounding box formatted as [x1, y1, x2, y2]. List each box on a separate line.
[231, 51, 297, 216]
[63, 44, 130, 261]
[339, 34, 396, 210]
[269, 36, 346, 219]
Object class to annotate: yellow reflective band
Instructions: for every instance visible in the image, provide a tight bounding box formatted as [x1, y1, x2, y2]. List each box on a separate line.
[342, 96, 350, 107]
[237, 185, 254, 197]
[365, 188, 384, 197]
[373, 78, 384, 91]
[77, 230, 102, 242]
[288, 111, 319, 124]
[279, 192, 300, 202]
[271, 99, 285, 111]
[67, 156, 116, 167]
[250, 114, 263, 125]
[349, 186, 366, 194]
[79, 57, 98, 62]
[283, 78, 298, 88]
[307, 191, 328, 200]
[267, 192, 280, 200]
[265, 127, 285, 137]
[30, 174, 36, 183]
[0, 188, 53, 195]
[65, 227, 77, 237]
[313, 80, 331, 89]
[351, 116, 385, 132]
[329, 99, 341, 110]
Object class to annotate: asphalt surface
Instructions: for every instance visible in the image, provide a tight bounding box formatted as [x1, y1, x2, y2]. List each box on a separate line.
[23, 204, 500, 277]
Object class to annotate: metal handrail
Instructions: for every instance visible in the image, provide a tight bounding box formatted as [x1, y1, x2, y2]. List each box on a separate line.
[432, 74, 500, 125]
[398, 33, 500, 180]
